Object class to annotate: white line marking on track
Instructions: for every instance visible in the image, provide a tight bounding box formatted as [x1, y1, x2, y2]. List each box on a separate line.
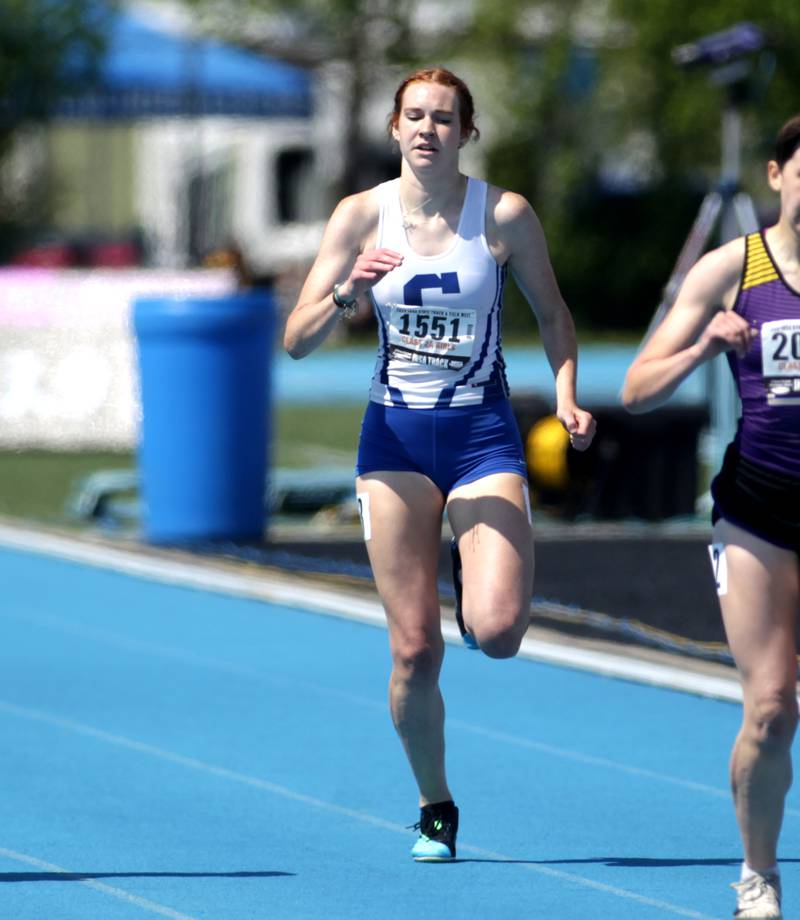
[2, 608, 264, 679]
[0, 606, 765, 812]
[0, 701, 722, 919]
[1, 606, 388, 712]
[456, 842, 723, 920]
[0, 846, 200, 920]
[0, 523, 743, 702]
[449, 719, 731, 800]
[452, 719, 800, 820]
[1, 606, 760, 815]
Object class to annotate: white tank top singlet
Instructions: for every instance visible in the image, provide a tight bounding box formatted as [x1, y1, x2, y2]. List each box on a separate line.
[367, 176, 509, 409]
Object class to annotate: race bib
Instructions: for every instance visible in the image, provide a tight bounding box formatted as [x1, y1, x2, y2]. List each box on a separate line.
[761, 319, 800, 404]
[387, 304, 476, 370]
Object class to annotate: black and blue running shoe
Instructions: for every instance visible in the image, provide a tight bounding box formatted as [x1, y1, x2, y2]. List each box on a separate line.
[410, 800, 459, 861]
[450, 538, 479, 650]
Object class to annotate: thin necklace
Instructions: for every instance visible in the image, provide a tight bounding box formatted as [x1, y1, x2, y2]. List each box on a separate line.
[400, 193, 435, 231]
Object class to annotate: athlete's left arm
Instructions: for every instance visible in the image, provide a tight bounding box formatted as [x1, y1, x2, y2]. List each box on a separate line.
[490, 189, 596, 451]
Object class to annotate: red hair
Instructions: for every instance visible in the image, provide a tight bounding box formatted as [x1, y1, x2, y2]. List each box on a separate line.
[388, 67, 479, 144]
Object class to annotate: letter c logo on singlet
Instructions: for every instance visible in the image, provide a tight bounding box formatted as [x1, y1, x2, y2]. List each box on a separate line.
[403, 272, 460, 306]
[388, 271, 475, 371]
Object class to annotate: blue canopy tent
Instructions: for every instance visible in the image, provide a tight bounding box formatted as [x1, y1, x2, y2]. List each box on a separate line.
[3, 6, 316, 269]
[56, 7, 313, 119]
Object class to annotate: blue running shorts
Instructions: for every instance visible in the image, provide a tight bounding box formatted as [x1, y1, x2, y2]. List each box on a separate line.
[356, 398, 528, 496]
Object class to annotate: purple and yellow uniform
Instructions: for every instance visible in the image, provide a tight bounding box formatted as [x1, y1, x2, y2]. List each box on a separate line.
[728, 231, 800, 473]
[711, 231, 800, 551]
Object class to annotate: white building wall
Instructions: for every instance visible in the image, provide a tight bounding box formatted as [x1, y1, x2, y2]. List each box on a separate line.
[135, 116, 326, 274]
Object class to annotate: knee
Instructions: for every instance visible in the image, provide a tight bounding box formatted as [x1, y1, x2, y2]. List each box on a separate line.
[745, 690, 799, 751]
[461, 591, 529, 659]
[391, 630, 444, 684]
[479, 633, 522, 659]
[474, 614, 527, 659]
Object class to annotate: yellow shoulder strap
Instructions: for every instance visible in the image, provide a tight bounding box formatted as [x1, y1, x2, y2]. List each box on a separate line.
[741, 232, 779, 290]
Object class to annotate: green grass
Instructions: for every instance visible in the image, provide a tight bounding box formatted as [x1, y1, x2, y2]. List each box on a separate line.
[0, 403, 364, 524]
[273, 403, 361, 469]
[0, 450, 133, 522]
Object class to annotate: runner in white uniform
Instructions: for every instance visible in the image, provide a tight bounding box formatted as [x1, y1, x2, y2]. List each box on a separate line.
[284, 66, 596, 863]
[356, 175, 527, 499]
[368, 175, 508, 409]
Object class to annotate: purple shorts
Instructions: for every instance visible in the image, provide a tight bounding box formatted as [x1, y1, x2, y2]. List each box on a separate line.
[711, 442, 800, 554]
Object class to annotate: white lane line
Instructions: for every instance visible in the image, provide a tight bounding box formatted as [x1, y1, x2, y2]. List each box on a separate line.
[0, 701, 721, 919]
[1, 607, 387, 713]
[0, 701, 404, 832]
[0, 846, 199, 920]
[0, 523, 743, 702]
[0, 606, 749, 811]
[457, 843, 722, 920]
[2, 608, 263, 680]
[450, 719, 729, 799]
[0, 607, 737, 805]
[0, 590, 763, 813]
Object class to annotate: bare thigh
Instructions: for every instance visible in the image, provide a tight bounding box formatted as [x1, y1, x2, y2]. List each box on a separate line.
[356, 471, 445, 649]
[713, 518, 799, 694]
[446, 472, 534, 640]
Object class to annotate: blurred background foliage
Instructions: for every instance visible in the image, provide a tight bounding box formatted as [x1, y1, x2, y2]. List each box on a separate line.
[462, 0, 800, 333]
[2, 0, 800, 333]
[173, 0, 800, 334]
[0, 0, 111, 261]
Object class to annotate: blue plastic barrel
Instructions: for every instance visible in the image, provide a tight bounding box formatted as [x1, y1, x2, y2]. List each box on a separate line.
[133, 290, 274, 544]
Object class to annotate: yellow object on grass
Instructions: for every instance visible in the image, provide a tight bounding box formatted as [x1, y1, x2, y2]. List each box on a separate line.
[525, 415, 570, 490]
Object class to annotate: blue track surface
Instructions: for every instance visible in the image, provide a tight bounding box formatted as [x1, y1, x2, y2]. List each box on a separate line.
[1, 538, 797, 919]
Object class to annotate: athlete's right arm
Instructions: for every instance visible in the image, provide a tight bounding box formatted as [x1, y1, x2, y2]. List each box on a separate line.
[621, 240, 753, 414]
[283, 192, 402, 359]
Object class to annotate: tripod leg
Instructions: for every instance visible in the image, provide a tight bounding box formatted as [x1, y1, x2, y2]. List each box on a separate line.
[705, 191, 758, 482]
[641, 191, 723, 345]
[733, 192, 759, 235]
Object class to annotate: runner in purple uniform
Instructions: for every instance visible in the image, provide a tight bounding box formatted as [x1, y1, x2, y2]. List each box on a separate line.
[623, 115, 800, 920]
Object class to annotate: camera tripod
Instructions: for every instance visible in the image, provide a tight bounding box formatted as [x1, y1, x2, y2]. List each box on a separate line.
[642, 101, 760, 476]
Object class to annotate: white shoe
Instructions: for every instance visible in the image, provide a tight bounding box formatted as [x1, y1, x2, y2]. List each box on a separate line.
[732, 873, 782, 919]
